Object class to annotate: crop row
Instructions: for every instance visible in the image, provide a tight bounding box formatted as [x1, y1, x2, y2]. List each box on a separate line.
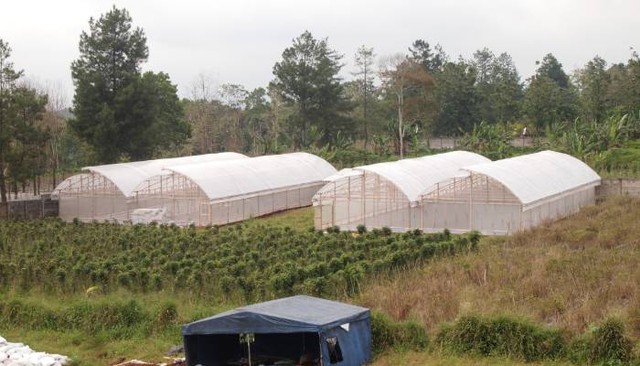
[0, 219, 479, 300]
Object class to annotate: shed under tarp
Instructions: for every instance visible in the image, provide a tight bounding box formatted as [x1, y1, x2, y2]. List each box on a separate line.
[182, 295, 371, 366]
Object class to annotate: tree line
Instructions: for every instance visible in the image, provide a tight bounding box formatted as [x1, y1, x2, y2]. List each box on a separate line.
[1, 6, 640, 201]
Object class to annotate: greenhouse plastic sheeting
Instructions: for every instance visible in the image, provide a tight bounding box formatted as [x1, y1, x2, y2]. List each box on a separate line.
[358, 151, 490, 202]
[166, 152, 337, 201]
[463, 150, 601, 206]
[79, 152, 248, 197]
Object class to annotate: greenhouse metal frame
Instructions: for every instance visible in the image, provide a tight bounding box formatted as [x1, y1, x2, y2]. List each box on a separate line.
[132, 152, 337, 226]
[53, 152, 248, 222]
[420, 150, 601, 235]
[312, 151, 491, 232]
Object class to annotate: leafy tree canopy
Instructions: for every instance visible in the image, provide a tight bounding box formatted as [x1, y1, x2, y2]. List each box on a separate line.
[70, 6, 189, 163]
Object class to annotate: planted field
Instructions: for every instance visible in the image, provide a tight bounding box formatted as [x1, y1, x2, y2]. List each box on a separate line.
[0, 218, 478, 301]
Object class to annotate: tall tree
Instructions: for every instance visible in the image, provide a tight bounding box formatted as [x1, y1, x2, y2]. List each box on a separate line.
[576, 56, 610, 122]
[0, 40, 49, 201]
[606, 51, 640, 114]
[352, 45, 376, 149]
[409, 39, 447, 74]
[6, 86, 48, 196]
[471, 48, 522, 123]
[70, 6, 189, 162]
[218, 83, 248, 152]
[433, 60, 479, 135]
[0, 39, 22, 202]
[523, 53, 577, 128]
[379, 55, 433, 158]
[272, 31, 353, 148]
[536, 53, 570, 88]
[244, 87, 272, 154]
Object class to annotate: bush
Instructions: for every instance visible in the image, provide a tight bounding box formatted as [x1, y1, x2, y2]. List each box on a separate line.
[589, 318, 634, 365]
[371, 310, 428, 353]
[437, 315, 565, 362]
[156, 301, 179, 329]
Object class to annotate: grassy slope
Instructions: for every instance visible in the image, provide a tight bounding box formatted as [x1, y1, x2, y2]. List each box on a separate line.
[361, 196, 640, 364]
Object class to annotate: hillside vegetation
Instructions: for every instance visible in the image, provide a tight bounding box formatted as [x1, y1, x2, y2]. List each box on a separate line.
[363, 196, 640, 364]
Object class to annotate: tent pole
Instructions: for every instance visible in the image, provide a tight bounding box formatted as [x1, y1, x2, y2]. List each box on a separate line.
[318, 334, 324, 366]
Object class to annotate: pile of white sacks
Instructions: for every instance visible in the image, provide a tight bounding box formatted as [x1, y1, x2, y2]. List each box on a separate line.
[0, 336, 69, 366]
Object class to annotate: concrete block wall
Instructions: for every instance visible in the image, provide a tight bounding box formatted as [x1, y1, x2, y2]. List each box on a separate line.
[0, 195, 58, 220]
[596, 178, 640, 199]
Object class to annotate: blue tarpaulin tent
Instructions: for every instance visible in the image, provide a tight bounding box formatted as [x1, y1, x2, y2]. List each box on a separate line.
[182, 295, 371, 366]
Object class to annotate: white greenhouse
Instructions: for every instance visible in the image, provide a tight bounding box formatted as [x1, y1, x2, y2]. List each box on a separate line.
[420, 150, 601, 235]
[53, 152, 248, 222]
[131, 152, 337, 226]
[312, 151, 491, 231]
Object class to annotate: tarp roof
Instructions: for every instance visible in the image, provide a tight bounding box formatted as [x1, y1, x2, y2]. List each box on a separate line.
[182, 295, 369, 335]
[463, 150, 601, 206]
[76, 153, 248, 198]
[357, 151, 490, 202]
[165, 152, 337, 202]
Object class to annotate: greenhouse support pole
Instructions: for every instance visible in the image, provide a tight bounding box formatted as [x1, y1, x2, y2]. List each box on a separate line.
[469, 174, 473, 230]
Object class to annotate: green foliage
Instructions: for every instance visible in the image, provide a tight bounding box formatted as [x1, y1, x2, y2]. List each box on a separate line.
[587, 318, 634, 365]
[0, 298, 152, 339]
[0, 39, 50, 202]
[436, 315, 566, 362]
[272, 31, 353, 148]
[577, 56, 610, 123]
[595, 143, 640, 174]
[0, 219, 478, 301]
[471, 48, 522, 124]
[567, 318, 635, 365]
[458, 121, 513, 159]
[371, 311, 428, 353]
[70, 6, 189, 162]
[409, 39, 447, 74]
[433, 60, 479, 135]
[545, 113, 640, 164]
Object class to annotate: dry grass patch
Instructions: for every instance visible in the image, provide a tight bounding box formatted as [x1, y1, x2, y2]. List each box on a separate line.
[359, 196, 640, 338]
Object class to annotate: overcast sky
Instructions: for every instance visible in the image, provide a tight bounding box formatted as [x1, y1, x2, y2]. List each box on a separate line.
[1, 0, 638, 106]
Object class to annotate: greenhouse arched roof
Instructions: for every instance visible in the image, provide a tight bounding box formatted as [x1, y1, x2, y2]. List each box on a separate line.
[165, 152, 337, 201]
[358, 151, 491, 202]
[463, 150, 601, 205]
[73, 152, 248, 197]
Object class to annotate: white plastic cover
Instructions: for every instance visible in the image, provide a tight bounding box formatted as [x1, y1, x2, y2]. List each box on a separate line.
[165, 152, 337, 201]
[77, 152, 248, 197]
[463, 150, 601, 205]
[358, 151, 491, 202]
[322, 168, 363, 182]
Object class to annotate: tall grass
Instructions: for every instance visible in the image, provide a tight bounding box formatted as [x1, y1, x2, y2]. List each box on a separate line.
[359, 196, 640, 337]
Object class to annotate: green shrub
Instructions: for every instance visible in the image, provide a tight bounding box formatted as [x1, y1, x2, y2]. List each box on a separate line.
[156, 301, 178, 329]
[589, 318, 634, 365]
[437, 315, 565, 362]
[370, 310, 428, 354]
